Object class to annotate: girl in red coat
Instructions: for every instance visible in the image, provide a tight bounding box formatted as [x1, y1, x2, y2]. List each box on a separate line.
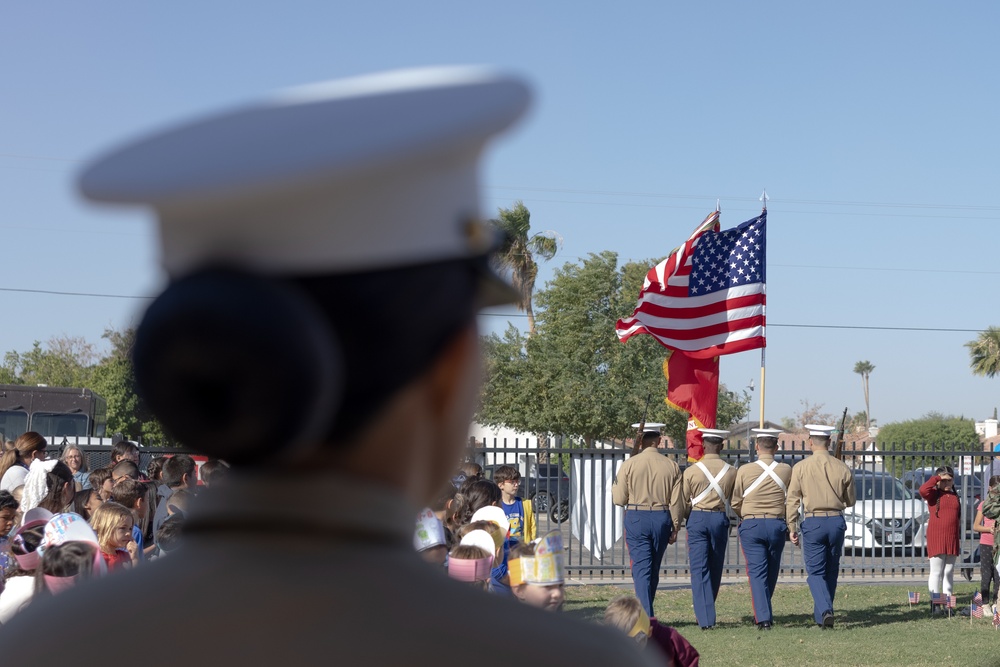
[919, 466, 961, 615]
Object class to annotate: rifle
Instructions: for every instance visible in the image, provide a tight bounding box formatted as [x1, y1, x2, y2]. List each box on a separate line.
[833, 407, 848, 460]
[630, 393, 652, 457]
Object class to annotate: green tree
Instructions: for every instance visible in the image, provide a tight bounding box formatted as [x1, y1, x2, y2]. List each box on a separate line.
[853, 360, 875, 431]
[479, 251, 741, 448]
[966, 327, 1000, 378]
[490, 201, 558, 336]
[876, 413, 980, 471]
[1, 337, 97, 388]
[90, 327, 172, 446]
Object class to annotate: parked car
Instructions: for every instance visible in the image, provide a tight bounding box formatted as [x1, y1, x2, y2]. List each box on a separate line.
[844, 470, 928, 552]
[900, 467, 982, 529]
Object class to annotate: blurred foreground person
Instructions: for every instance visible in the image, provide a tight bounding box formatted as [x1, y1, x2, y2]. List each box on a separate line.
[0, 67, 657, 666]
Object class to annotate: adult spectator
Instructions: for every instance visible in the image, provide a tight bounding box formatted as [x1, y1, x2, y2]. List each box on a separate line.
[152, 455, 195, 538]
[60, 445, 90, 491]
[731, 428, 792, 630]
[0, 67, 658, 667]
[785, 425, 856, 629]
[612, 427, 683, 619]
[0, 433, 48, 493]
[920, 465, 962, 615]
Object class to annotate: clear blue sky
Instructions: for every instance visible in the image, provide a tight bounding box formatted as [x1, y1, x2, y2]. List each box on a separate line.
[1, 2, 998, 427]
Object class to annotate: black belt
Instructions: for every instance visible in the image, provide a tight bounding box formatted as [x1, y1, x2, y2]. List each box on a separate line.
[804, 511, 843, 517]
[691, 509, 725, 513]
[742, 513, 784, 519]
[626, 504, 670, 510]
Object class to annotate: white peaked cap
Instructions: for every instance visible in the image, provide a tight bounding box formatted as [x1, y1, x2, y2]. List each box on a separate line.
[699, 428, 730, 440]
[78, 66, 532, 281]
[751, 428, 783, 438]
[804, 424, 836, 437]
[630, 422, 666, 430]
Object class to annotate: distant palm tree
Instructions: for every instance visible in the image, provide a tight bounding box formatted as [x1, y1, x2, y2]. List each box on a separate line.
[966, 327, 1000, 378]
[491, 201, 558, 335]
[853, 360, 875, 431]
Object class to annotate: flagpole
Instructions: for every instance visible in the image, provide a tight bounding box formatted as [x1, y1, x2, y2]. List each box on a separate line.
[758, 189, 768, 428]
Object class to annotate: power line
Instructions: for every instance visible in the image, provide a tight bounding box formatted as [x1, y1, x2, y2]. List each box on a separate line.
[0, 286, 152, 300]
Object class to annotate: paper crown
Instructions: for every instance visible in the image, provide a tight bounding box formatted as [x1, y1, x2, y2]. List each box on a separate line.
[413, 508, 447, 552]
[40, 513, 101, 556]
[629, 607, 652, 639]
[460, 529, 499, 564]
[508, 531, 565, 586]
[699, 428, 730, 440]
[78, 66, 531, 292]
[11, 507, 54, 571]
[470, 505, 510, 537]
[447, 553, 493, 583]
[804, 424, 836, 437]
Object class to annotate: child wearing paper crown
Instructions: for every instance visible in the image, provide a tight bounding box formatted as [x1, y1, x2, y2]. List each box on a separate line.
[508, 532, 565, 612]
[414, 508, 448, 566]
[603, 595, 700, 667]
[447, 544, 492, 591]
[469, 506, 513, 596]
[493, 465, 535, 545]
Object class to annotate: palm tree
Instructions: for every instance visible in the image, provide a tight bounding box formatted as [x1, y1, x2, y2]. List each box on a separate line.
[490, 201, 558, 335]
[853, 360, 875, 431]
[966, 327, 1000, 378]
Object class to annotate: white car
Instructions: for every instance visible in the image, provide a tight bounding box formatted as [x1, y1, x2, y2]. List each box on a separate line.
[844, 470, 928, 552]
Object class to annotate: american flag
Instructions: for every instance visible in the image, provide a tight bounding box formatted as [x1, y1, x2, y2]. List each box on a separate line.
[975, 592, 984, 605]
[993, 609, 1000, 629]
[947, 594, 957, 608]
[908, 591, 920, 604]
[931, 593, 945, 605]
[615, 211, 766, 359]
[972, 602, 984, 619]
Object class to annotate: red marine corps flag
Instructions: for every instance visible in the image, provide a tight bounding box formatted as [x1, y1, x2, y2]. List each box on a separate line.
[616, 209, 766, 461]
[663, 351, 719, 461]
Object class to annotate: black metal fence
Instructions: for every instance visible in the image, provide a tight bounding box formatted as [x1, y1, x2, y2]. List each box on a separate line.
[471, 437, 999, 580]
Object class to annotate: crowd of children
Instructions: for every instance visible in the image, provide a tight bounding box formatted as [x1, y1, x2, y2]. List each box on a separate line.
[0, 434, 227, 623]
[415, 462, 699, 667]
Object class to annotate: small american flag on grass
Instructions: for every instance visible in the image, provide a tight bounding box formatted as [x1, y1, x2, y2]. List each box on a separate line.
[907, 591, 920, 604]
[931, 593, 945, 605]
[972, 603, 984, 619]
[993, 609, 1000, 629]
[947, 595, 957, 608]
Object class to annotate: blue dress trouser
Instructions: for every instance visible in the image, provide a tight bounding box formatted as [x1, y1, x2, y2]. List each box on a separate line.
[687, 510, 730, 628]
[738, 518, 787, 624]
[624, 509, 673, 618]
[800, 515, 846, 624]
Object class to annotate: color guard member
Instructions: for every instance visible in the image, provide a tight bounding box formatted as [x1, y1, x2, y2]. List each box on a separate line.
[613, 426, 684, 619]
[679, 428, 736, 630]
[0, 67, 660, 667]
[730, 427, 792, 630]
[785, 424, 856, 629]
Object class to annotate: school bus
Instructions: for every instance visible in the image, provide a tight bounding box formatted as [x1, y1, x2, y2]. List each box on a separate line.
[0, 384, 107, 441]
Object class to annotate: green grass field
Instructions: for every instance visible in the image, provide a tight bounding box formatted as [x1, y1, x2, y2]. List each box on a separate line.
[564, 582, 1000, 666]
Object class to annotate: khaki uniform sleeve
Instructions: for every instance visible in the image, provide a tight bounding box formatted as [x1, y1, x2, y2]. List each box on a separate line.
[785, 466, 803, 530]
[842, 466, 857, 508]
[612, 460, 629, 507]
[677, 468, 693, 526]
[668, 462, 684, 529]
[730, 469, 746, 517]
